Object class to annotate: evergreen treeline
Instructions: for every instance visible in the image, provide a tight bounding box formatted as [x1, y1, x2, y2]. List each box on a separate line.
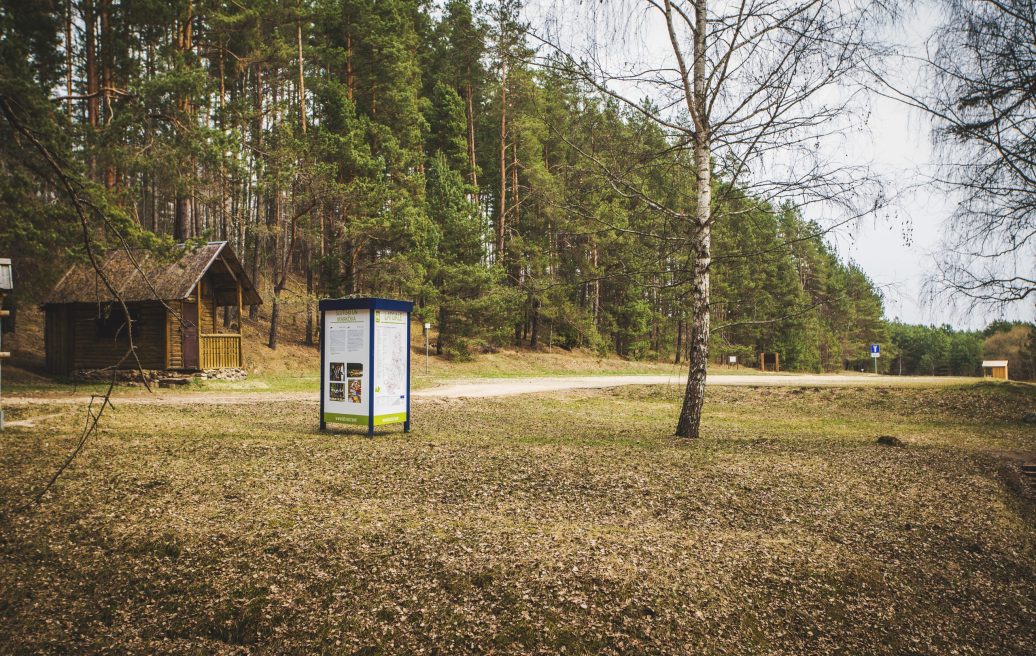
[888, 321, 1036, 378]
[0, 0, 889, 369]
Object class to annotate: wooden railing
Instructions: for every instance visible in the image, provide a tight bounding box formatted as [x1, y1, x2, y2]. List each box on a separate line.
[200, 334, 241, 369]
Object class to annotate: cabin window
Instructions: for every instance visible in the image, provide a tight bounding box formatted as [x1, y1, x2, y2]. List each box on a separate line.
[95, 305, 142, 339]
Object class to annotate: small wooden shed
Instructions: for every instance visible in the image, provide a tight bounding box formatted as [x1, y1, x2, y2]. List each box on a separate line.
[42, 242, 261, 375]
[982, 360, 1009, 380]
[759, 351, 780, 372]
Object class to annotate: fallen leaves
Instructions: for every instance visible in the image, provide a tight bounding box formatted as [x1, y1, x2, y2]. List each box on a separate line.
[0, 384, 1033, 654]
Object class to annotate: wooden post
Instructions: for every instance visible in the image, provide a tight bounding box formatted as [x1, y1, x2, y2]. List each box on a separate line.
[197, 276, 204, 369]
[775, 352, 780, 373]
[164, 304, 171, 369]
[759, 352, 764, 372]
[236, 281, 243, 366]
[0, 293, 5, 430]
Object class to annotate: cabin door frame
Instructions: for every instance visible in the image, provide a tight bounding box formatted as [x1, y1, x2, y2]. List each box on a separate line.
[182, 297, 199, 369]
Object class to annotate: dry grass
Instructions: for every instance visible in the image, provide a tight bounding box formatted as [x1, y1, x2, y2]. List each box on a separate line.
[1, 384, 1034, 655]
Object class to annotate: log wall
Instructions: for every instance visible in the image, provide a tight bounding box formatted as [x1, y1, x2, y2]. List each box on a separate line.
[44, 305, 73, 375]
[65, 302, 167, 370]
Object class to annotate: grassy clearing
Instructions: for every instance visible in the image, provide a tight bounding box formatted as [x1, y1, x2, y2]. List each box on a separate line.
[1, 384, 1034, 654]
[0, 351, 740, 396]
[185, 343, 697, 394]
[414, 347, 714, 380]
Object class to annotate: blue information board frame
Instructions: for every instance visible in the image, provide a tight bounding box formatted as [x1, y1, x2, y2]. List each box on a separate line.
[318, 297, 414, 435]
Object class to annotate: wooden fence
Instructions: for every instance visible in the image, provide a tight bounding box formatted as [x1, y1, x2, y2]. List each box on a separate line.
[200, 334, 241, 369]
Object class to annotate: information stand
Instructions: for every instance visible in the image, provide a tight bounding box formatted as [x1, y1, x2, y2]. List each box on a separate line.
[319, 297, 413, 435]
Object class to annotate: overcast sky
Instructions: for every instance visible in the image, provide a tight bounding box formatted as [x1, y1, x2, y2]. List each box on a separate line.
[524, 1, 1034, 330]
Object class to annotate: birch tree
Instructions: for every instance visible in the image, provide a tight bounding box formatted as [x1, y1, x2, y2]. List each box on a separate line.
[538, 0, 887, 437]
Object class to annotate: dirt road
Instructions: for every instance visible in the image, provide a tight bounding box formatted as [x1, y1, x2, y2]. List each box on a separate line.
[412, 373, 978, 398]
[3, 373, 979, 408]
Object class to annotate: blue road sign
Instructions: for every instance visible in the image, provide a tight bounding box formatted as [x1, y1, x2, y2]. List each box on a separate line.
[870, 344, 880, 357]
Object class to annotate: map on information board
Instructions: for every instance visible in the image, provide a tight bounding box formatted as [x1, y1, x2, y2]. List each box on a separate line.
[373, 310, 407, 423]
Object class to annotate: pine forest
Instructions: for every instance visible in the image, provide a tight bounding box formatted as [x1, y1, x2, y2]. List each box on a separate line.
[0, 0, 963, 372]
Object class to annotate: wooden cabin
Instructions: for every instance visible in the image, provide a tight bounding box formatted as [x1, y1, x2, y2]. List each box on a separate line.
[42, 242, 261, 375]
[982, 360, 1009, 380]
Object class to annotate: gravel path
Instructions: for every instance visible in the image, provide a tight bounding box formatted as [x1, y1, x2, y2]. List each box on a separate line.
[3, 373, 978, 407]
[412, 373, 978, 398]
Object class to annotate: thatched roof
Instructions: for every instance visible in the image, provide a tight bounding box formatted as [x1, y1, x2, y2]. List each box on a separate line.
[42, 242, 262, 307]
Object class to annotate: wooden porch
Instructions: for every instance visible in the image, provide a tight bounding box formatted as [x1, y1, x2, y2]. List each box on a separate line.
[190, 266, 246, 371]
[200, 333, 242, 369]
